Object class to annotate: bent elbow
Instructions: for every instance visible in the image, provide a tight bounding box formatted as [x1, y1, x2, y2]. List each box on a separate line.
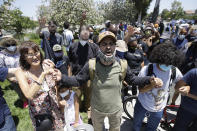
[25, 93, 34, 100]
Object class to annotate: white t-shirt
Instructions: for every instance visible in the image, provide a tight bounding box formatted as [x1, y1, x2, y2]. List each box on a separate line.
[0, 50, 20, 68]
[138, 63, 183, 112]
[64, 92, 82, 130]
[63, 29, 74, 50]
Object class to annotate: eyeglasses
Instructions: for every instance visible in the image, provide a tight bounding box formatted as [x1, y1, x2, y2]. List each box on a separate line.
[25, 52, 40, 58]
[5, 44, 16, 47]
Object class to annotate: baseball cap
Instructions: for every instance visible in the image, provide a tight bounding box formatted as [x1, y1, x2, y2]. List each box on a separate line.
[98, 31, 117, 43]
[128, 36, 137, 43]
[116, 40, 128, 52]
[0, 36, 18, 47]
[53, 44, 62, 52]
[145, 26, 153, 31]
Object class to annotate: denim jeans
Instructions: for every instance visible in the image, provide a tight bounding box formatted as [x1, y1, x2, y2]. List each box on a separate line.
[132, 100, 163, 131]
[173, 107, 197, 131]
[0, 114, 16, 131]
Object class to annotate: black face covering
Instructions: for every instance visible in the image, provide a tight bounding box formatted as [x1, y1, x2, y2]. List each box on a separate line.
[54, 51, 63, 61]
[128, 46, 136, 52]
[89, 32, 93, 39]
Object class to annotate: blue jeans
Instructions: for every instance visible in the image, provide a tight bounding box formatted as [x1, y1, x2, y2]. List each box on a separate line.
[173, 107, 197, 131]
[132, 100, 163, 131]
[0, 114, 16, 131]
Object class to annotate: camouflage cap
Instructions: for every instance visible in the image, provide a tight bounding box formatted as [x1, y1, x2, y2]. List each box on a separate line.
[98, 31, 117, 43]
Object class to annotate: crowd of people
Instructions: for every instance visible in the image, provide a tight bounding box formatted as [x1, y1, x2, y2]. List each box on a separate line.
[0, 18, 197, 131]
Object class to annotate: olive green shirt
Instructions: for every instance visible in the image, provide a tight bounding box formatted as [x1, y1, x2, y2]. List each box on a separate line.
[91, 61, 123, 113]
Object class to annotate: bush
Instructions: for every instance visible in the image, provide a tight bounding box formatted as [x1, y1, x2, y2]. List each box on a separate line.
[25, 33, 41, 45]
[28, 33, 40, 40]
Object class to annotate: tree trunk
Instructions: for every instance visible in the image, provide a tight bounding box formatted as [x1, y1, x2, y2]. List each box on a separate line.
[137, 10, 142, 24]
[152, 0, 161, 23]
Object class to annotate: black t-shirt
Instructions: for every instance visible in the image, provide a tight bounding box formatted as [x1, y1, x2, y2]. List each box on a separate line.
[182, 42, 197, 74]
[68, 42, 98, 75]
[40, 31, 63, 61]
[40, 31, 63, 48]
[55, 56, 70, 76]
[125, 49, 144, 74]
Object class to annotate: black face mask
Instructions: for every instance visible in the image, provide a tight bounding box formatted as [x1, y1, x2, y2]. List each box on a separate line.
[128, 46, 136, 52]
[54, 51, 63, 61]
[89, 32, 93, 39]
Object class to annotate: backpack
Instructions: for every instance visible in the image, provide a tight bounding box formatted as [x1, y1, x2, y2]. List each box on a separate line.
[88, 58, 128, 81]
[147, 63, 176, 87]
[165, 27, 170, 31]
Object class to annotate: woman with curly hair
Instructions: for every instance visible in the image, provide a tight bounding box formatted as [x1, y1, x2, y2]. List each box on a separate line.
[15, 41, 64, 131]
[132, 42, 184, 131]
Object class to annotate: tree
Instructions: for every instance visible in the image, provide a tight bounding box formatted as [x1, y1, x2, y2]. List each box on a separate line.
[36, 4, 51, 20]
[0, 0, 37, 36]
[38, 0, 103, 27]
[133, 0, 153, 23]
[160, 0, 185, 20]
[161, 9, 171, 20]
[151, 0, 161, 23]
[0, 0, 14, 31]
[170, 0, 184, 20]
[97, 0, 137, 23]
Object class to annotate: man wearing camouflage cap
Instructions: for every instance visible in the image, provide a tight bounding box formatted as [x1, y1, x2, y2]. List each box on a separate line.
[60, 31, 163, 131]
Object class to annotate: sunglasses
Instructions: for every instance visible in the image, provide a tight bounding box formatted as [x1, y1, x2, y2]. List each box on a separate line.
[5, 44, 16, 47]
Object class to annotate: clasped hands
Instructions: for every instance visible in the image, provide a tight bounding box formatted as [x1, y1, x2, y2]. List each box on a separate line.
[42, 59, 62, 82]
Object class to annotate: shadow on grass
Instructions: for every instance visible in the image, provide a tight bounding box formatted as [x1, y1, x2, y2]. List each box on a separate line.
[14, 99, 24, 109]
[12, 115, 19, 127]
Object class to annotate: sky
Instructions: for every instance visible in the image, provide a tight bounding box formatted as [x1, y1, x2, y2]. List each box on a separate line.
[12, 0, 197, 20]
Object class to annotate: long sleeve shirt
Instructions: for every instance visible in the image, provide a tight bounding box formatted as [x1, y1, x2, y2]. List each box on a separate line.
[61, 59, 151, 113]
[61, 59, 151, 87]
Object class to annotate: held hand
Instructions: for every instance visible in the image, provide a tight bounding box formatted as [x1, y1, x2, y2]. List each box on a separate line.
[150, 77, 163, 88]
[43, 68, 54, 76]
[43, 59, 55, 70]
[179, 86, 190, 96]
[52, 69, 62, 82]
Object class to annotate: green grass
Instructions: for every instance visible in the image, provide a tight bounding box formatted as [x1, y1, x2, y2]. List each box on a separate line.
[0, 80, 33, 131]
[0, 80, 88, 131]
[25, 33, 41, 45]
